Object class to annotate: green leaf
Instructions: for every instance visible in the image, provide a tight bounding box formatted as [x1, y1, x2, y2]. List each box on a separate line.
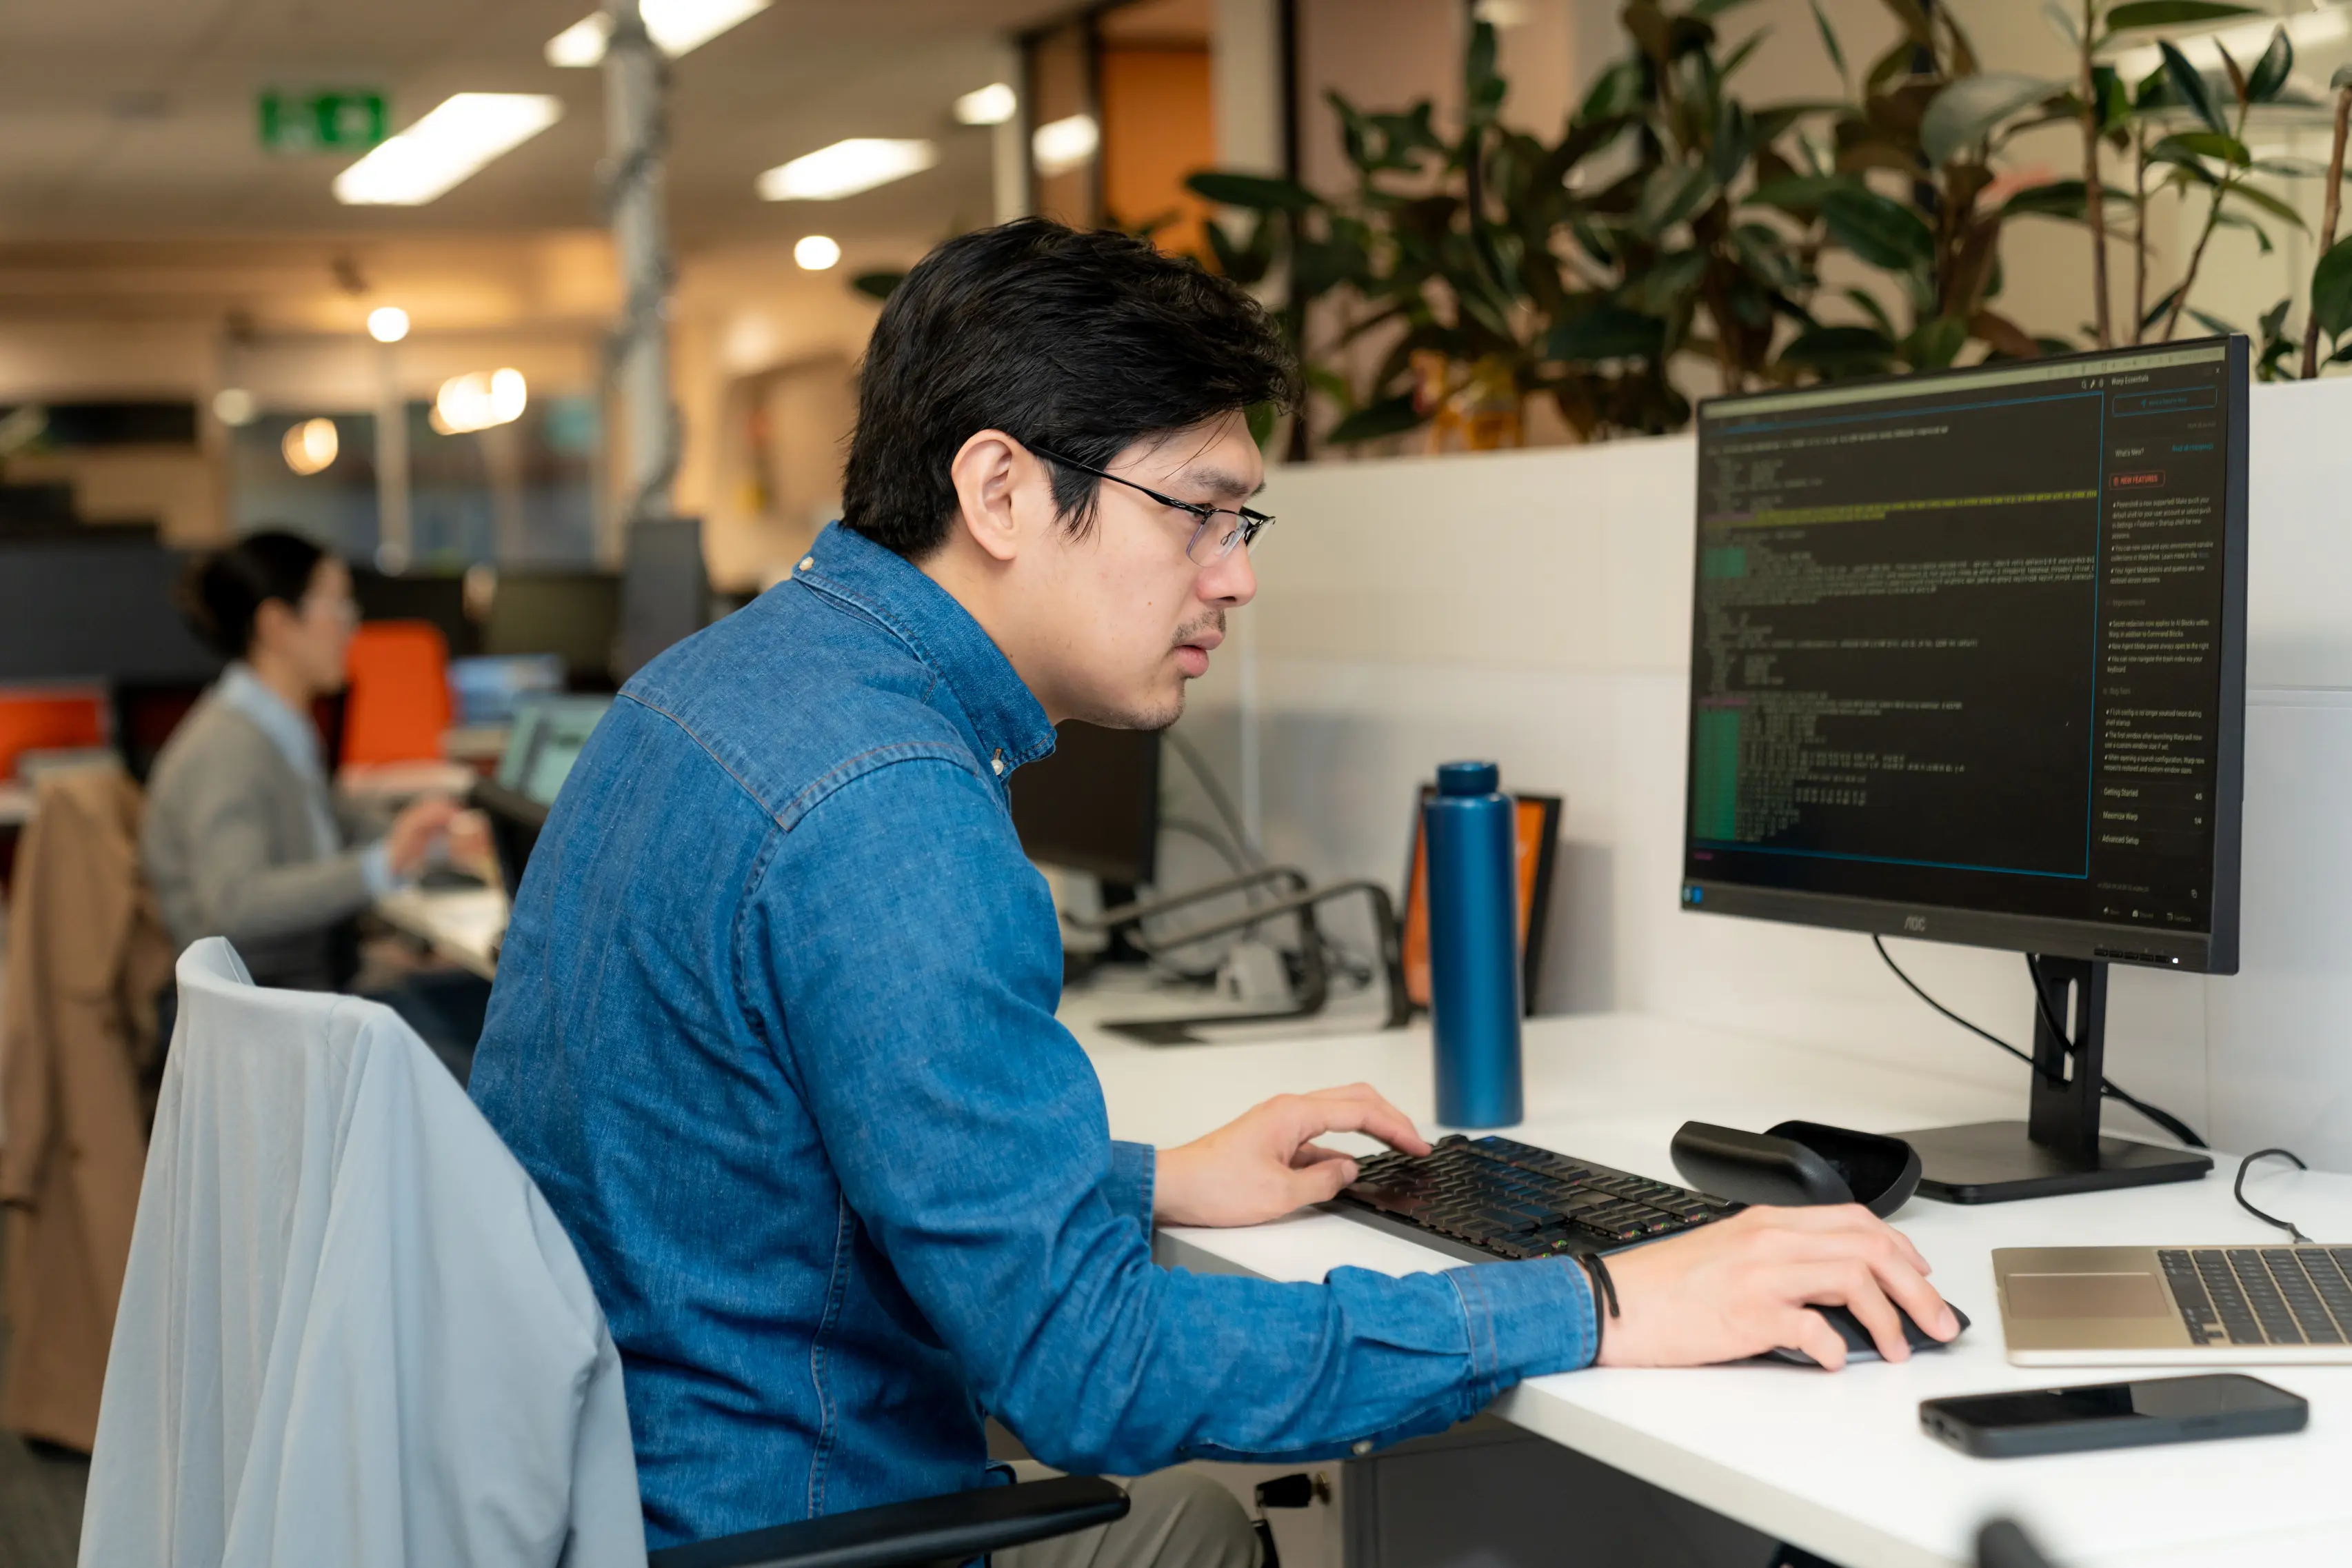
[1777, 323, 1900, 377]
[1630, 248, 1711, 314]
[1820, 185, 1934, 270]
[1545, 303, 1669, 362]
[1842, 285, 1898, 338]
[2140, 283, 2185, 333]
[2161, 41, 2229, 137]
[2222, 180, 2309, 230]
[1245, 401, 1280, 450]
[1636, 164, 1718, 236]
[1325, 392, 1426, 445]
[2040, 1, 2079, 46]
[850, 270, 906, 301]
[1749, 173, 1853, 213]
[1920, 73, 2067, 166]
[2187, 307, 2243, 338]
[1810, 0, 1848, 83]
[2335, 63, 2352, 93]
[1904, 313, 1969, 370]
[2103, 1, 2260, 32]
[2311, 233, 2352, 340]
[2151, 130, 2252, 167]
[2247, 25, 2293, 103]
[1186, 171, 1318, 211]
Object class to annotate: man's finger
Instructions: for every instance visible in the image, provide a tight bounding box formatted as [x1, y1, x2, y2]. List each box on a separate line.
[1799, 1261, 1910, 1363]
[1786, 1307, 1849, 1371]
[1286, 1088, 1430, 1155]
[1757, 1205, 1933, 1276]
[1289, 1156, 1360, 1206]
[1290, 1143, 1355, 1170]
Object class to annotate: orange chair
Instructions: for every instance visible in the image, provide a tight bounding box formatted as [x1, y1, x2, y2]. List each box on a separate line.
[0, 687, 108, 781]
[341, 621, 451, 766]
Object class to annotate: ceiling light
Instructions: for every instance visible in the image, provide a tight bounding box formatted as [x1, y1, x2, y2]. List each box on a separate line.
[545, 0, 771, 66]
[283, 418, 339, 476]
[433, 369, 527, 434]
[366, 306, 410, 343]
[333, 94, 563, 207]
[212, 388, 257, 427]
[757, 139, 938, 201]
[1032, 114, 1099, 178]
[794, 234, 842, 270]
[954, 83, 1018, 126]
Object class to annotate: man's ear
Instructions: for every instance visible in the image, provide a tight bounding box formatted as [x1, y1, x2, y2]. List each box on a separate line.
[947, 430, 1034, 565]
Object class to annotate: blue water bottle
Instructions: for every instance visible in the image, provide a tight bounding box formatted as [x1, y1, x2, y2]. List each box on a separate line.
[1425, 761, 1523, 1129]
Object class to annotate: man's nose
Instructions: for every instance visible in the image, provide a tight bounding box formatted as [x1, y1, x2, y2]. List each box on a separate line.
[1200, 542, 1257, 608]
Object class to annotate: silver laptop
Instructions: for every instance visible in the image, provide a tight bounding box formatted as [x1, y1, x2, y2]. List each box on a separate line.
[1995, 1245, 2352, 1365]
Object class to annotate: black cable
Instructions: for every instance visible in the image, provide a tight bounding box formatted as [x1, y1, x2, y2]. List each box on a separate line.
[1872, 936, 2207, 1149]
[2235, 1149, 2312, 1245]
[1160, 816, 1252, 878]
[1163, 729, 1264, 869]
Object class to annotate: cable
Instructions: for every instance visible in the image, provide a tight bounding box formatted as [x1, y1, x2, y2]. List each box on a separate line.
[1160, 816, 1252, 878]
[2235, 1149, 2312, 1244]
[1872, 936, 2207, 1149]
[1163, 729, 1263, 868]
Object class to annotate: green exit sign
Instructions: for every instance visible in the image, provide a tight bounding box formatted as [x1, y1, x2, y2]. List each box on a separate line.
[258, 90, 388, 153]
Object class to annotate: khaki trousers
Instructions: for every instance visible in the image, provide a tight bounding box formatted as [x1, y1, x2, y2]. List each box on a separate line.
[998, 1463, 1259, 1568]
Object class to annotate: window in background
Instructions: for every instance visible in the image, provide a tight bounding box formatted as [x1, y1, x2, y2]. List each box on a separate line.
[228, 411, 381, 558]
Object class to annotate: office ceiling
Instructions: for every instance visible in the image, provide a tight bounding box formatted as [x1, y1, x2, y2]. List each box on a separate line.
[0, 0, 1076, 248]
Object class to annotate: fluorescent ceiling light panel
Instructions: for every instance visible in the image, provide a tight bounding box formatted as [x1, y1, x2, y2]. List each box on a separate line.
[334, 94, 562, 206]
[757, 139, 937, 201]
[954, 83, 1018, 126]
[545, 0, 771, 67]
[1032, 114, 1098, 178]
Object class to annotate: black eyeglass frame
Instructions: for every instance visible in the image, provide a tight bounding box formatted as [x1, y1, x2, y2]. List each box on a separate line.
[1029, 445, 1274, 563]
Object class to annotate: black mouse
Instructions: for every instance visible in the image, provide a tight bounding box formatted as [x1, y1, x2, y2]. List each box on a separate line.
[1762, 1301, 1970, 1367]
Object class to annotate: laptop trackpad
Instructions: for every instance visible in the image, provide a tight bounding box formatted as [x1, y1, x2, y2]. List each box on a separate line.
[2009, 1272, 2172, 1320]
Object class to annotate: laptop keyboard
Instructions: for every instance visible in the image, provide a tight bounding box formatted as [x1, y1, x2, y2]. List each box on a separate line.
[2160, 1247, 2352, 1346]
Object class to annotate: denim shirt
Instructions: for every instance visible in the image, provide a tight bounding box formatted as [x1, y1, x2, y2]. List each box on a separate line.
[470, 522, 1596, 1551]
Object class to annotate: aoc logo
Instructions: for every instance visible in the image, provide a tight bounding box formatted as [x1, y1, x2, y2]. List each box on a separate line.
[1903, 914, 1929, 933]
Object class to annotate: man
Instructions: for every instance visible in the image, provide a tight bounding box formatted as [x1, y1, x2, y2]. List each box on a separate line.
[470, 221, 1956, 1559]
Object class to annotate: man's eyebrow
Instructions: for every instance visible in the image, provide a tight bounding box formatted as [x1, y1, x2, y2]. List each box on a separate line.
[1173, 464, 1260, 502]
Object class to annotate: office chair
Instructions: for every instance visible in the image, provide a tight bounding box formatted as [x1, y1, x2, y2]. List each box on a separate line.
[90, 939, 1129, 1568]
[341, 619, 452, 765]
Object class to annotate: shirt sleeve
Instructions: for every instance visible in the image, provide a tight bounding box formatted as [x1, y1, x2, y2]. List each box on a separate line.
[172, 754, 379, 945]
[745, 758, 1596, 1476]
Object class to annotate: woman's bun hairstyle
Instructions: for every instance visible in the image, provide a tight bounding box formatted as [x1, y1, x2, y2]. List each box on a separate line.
[179, 530, 330, 659]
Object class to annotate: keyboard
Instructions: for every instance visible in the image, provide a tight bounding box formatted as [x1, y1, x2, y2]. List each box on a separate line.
[2161, 1247, 2352, 1347]
[1334, 1133, 1742, 1263]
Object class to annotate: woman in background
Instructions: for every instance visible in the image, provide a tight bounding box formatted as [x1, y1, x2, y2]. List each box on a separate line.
[142, 529, 488, 1077]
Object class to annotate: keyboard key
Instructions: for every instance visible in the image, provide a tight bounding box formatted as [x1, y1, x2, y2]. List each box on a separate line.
[2227, 1250, 2303, 1344]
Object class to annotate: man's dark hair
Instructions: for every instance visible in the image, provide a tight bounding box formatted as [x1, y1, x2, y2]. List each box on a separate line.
[841, 219, 1296, 558]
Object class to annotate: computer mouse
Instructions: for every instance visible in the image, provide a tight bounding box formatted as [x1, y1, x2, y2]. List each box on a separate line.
[1762, 1300, 1970, 1367]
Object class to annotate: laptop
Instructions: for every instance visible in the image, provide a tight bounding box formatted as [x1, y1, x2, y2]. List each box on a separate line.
[1995, 1245, 2352, 1365]
[472, 696, 612, 898]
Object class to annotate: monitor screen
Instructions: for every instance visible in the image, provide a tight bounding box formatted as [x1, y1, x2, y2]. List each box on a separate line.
[1681, 339, 2247, 972]
[1010, 723, 1160, 887]
[499, 695, 612, 806]
[485, 572, 620, 685]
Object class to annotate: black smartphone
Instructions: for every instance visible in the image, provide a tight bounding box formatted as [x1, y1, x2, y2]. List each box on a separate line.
[1921, 1374, 2306, 1458]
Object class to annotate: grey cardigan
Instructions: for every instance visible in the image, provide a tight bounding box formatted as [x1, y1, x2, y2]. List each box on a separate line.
[141, 691, 387, 990]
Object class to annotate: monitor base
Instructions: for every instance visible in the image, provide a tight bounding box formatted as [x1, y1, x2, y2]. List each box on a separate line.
[1898, 1120, 2213, 1205]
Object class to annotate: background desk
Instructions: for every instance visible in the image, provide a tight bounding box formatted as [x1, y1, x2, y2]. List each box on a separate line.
[374, 885, 505, 981]
[1065, 1009, 2352, 1568]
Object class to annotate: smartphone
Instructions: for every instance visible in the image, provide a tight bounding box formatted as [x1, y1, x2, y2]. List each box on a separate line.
[1921, 1374, 2307, 1459]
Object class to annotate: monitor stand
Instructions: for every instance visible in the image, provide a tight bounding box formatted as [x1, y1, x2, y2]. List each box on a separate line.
[1896, 956, 2212, 1203]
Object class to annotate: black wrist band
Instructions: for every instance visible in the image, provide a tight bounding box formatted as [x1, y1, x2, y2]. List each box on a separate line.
[1577, 1252, 1620, 1358]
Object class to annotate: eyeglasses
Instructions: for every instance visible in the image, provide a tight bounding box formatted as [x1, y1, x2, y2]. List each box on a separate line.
[1031, 445, 1274, 565]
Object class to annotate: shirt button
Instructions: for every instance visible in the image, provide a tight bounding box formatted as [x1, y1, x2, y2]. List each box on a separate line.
[798, 556, 814, 572]
[1351, 1439, 1374, 1456]
[991, 751, 1005, 776]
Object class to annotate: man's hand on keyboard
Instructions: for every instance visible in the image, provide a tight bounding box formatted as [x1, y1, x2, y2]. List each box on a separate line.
[1154, 1085, 1434, 1228]
[1594, 1204, 1958, 1370]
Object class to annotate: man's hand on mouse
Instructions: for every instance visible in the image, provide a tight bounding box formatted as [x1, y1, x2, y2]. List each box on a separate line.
[1591, 1203, 1958, 1370]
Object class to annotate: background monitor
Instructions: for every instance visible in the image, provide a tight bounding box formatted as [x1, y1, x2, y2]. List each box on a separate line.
[615, 516, 709, 679]
[484, 571, 621, 687]
[0, 539, 221, 684]
[497, 694, 613, 806]
[352, 568, 477, 656]
[1010, 723, 1160, 888]
[1681, 338, 2247, 976]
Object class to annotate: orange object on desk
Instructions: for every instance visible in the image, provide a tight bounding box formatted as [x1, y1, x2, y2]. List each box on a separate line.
[0, 687, 107, 781]
[341, 621, 450, 765]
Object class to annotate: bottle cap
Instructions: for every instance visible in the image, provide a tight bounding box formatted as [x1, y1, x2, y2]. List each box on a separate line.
[1436, 761, 1500, 797]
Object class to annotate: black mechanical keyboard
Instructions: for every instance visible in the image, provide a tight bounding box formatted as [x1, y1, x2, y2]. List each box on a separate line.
[1334, 1133, 1742, 1263]
[2161, 1247, 2352, 1347]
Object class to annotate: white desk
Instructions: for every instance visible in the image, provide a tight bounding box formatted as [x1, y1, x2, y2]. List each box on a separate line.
[374, 885, 507, 981]
[1067, 1009, 2352, 1568]
[0, 781, 30, 828]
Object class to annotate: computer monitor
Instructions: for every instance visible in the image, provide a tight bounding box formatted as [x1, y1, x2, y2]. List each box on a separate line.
[615, 517, 709, 679]
[1681, 336, 2248, 1202]
[352, 568, 477, 657]
[484, 571, 621, 687]
[1010, 723, 1160, 889]
[496, 695, 612, 807]
[0, 539, 221, 684]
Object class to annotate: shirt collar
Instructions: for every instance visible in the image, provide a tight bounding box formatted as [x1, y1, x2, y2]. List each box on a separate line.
[217, 663, 326, 783]
[793, 522, 1058, 774]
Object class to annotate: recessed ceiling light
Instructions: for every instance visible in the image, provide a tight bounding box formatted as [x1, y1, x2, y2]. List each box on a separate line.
[433, 369, 528, 434]
[333, 94, 562, 206]
[954, 83, 1018, 126]
[1032, 114, 1098, 178]
[212, 388, 257, 427]
[756, 139, 938, 201]
[794, 235, 843, 270]
[283, 418, 339, 476]
[545, 0, 771, 66]
[366, 307, 411, 343]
